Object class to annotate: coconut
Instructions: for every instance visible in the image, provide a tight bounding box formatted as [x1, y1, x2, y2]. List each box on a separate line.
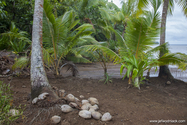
[88, 108, 95, 113]
[69, 102, 78, 108]
[92, 111, 102, 120]
[38, 92, 49, 100]
[82, 100, 89, 105]
[61, 104, 73, 113]
[81, 103, 91, 110]
[88, 97, 99, 105]
[32, 97, 38, 104]
[101, 112, 112, 121]
[66, 94, 75, 102]
[75, 97, 80, 102]
[9, 109, 19, 116]
[90, 104, 99, 110]
[50, 115, 61, 124]
[79, 110, 91, 119]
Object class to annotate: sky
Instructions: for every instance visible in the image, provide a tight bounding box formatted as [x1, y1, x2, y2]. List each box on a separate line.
[108, 0, 187, 45]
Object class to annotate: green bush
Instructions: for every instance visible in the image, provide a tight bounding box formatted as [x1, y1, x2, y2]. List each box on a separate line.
[0, 81, 23, 125]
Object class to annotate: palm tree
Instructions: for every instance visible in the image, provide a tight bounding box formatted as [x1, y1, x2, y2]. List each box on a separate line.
[31, 0, 58, 101]
[0, 22, 31, 53]
[159, 0, 187, 79]
[42, 0, 96, 76]
[78, 0, 187, 87]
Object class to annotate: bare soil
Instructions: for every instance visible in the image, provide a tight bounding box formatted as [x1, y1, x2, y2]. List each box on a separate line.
[1, 63, 187, 125]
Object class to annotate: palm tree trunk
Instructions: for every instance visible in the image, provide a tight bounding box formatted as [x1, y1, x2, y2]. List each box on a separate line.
[31, 0, 58, 100]
[112, 24, 117, 41]
[159, 0, 174, 79]
[122, 23, 127, 38]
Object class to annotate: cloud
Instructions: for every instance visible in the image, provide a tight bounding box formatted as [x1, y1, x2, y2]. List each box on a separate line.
[166, 4, 187, 44]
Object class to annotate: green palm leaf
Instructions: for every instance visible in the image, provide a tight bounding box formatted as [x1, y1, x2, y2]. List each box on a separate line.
[12, 57, 29, 70]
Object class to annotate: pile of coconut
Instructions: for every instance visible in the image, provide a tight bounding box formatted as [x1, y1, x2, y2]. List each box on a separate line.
[31, 87, 112, 124]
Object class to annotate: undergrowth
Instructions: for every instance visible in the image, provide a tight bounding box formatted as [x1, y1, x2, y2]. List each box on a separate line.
[0, 81, 24, 125]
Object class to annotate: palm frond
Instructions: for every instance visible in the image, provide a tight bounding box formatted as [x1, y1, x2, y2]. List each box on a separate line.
[66, 55, 91, 63]
[12, 57, 29, 70]
[87, 0, 98, 8]
[43, 0, 55, 24]
[81, 44, 120, 63]
[146, 42, 169, 58]
[150, 0, 162, 14]
[75, 23, 93, 31]
[137, 0, 149, 9]
[125, 7, 161, 58]
[99, 7, 112, 21]
[43, 48, 54, 67]
[168, 0, 174, 16]
[107, 2, 120, 11]
[158, 52, 187, 70]
[177, 0, 187, 17]
[59, 62, 79, 76]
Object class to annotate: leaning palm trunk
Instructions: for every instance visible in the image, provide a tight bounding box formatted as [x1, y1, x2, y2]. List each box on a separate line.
[159, 0, 173, 79]
[31, 0, 58, 101]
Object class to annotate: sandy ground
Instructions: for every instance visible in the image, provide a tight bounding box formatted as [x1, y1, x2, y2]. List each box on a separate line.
[0, 63, 187, 125]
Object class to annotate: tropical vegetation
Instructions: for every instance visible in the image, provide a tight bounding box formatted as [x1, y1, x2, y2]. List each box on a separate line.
[0, 0, 187, 89]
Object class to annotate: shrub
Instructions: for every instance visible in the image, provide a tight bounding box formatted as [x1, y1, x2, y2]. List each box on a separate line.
[0, 81, 23, 124]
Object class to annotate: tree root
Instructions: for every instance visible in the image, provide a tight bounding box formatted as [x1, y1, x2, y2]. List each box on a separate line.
[25, 105, 61, 125]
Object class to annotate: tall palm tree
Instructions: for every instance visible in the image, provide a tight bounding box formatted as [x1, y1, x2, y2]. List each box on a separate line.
[159, 0, 187, 79]
[31, 0, 58, 100]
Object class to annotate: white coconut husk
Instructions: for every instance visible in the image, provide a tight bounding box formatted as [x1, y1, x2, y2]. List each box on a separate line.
[90, 104, 99, 110]
[92, 111, 102, 120]
[50, 115, 61, 124]
[81, 103, 91, 110]
[32, 97, 38, 104]
[88, 97, 99, 105]
[75, 97, 80, 102]
[88, 108, 95, 113]
[82, 100, 89, 105]
[101, 112, 112, 121]
[79, 110, 91, 119]
[66, 94, 75, 102]
[38, 92, 49, 100]
[69, 102, 78, 108]
[61, 104, 73, 113]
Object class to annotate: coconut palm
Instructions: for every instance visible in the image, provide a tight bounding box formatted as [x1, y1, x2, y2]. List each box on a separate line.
[137, 0, 187, 79]
[88, 0, 187, 88]
[81, 0, 160, 83]
[119, 0, 187, 88]
[119, 0, 162, 86]
[30, 0, 58, 100]
[159, 0, 187, 79]
[42, 0, 97, 76]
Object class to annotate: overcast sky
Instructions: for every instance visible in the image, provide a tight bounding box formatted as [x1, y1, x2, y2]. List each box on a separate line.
[108, 0, 187, 45]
